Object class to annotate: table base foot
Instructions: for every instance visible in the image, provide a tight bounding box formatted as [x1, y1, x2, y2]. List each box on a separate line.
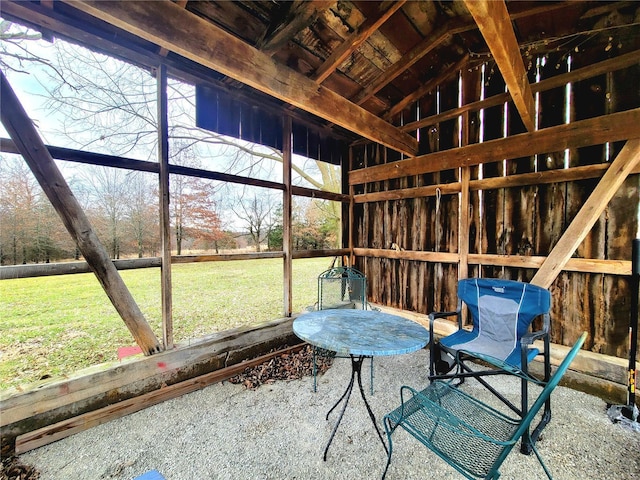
[323, 355, 387, 461]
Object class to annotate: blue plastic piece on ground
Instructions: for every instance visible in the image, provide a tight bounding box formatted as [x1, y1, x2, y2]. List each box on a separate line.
[133, 471, 166, 480]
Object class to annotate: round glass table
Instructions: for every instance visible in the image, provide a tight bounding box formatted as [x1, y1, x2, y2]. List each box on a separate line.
[293, 309, 430, 460]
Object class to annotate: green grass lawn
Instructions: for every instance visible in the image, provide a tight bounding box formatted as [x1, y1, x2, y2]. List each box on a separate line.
[0, 257, 333, 390]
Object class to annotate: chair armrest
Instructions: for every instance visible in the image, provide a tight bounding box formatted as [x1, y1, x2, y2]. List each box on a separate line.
[428, 311, 459, 335]
[429, 311, 459, 320]
[520, 329, 547, 346]
[521, 312, 550, 346]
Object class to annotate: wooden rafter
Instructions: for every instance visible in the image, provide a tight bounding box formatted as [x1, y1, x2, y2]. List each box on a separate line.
[531, 139, 640, 289]
[349, 1, 571, 109]
[464, 0, 536, 132]
[0, 71, 163, 356]
[312, 1, 406, 84]
[384, 54, 469, 121]
[351, 18, 474, 106]
[65, 0, 418, 156]
[257, 0, 333, 56]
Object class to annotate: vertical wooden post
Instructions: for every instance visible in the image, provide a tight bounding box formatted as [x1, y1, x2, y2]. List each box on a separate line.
[282, 115, 293, 316]
[348, 147, 355, 268]
[157, 64, 173, 348]
[0, 71, 162, 355]
[459, 106, 471, 280]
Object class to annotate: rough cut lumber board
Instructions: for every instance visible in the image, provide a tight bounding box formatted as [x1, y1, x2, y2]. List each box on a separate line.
[157, 64, 173, 349]
[531, 139, 640, 289]
[14, 345, 304, 454]
[0, 71, 162, 356]
[0, 318, 295, 427]
[353, 248, 631, 276]
[350, 107, 640, 185]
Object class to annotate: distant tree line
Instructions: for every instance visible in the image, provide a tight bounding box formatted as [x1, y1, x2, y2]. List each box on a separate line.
[0, 154, 339, 265]
[0, 155, 236, 265]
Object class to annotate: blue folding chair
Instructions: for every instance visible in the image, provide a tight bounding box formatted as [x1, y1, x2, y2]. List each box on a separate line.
[428, 278, 551, 453]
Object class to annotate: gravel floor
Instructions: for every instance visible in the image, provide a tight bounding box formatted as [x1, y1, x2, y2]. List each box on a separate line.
[21, 348, 640, 480]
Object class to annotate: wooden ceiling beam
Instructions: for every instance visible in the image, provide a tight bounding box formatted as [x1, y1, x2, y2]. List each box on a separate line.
[312, 1, 406, 84]
[349, 107, 640, 185]
[159, 0, 188, 57]
[464, 0, 536, 132]
[531, 138, 640, 289]
[3, 1, 356, 148]
[65, 1, 417, 156]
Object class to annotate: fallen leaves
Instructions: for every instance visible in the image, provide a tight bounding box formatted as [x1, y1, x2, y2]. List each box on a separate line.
[228, 344, 334, 389]
[0, 457, 40, 480]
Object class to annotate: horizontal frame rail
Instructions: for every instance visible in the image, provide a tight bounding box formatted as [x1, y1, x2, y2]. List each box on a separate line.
[0, 249, 351, 280]
[353, 248, 631, 276]
[0, 138, 348, 203]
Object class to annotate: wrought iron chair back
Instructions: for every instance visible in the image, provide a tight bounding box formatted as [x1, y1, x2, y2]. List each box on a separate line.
[312, 266, 374, 393]
[318, 266, 367, 311]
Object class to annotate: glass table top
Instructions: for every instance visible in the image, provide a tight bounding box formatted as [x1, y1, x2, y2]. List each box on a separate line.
[293, 309, 430, 356]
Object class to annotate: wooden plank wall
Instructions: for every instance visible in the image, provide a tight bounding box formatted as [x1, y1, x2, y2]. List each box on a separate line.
[351, 47, 640, 359]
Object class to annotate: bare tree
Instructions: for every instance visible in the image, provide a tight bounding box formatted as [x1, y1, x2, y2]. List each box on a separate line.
[125, 172, 158, 257]
[233, 193, 279, 253]
[78, 166, 131, 259]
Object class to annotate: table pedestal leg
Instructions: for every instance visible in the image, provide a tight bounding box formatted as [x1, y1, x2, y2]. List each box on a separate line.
[323, 355, 387, 461]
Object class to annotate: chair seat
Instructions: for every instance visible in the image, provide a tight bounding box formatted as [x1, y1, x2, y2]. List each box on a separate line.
[386, 382, 519, 479]
[440, 329, 540, 368]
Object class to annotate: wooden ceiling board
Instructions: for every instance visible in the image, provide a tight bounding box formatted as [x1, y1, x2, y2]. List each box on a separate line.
[328, 0, 366, 32]
[187, 1, 267, 46]
[401, 1, 439, 37]
[352, 0, 423, 54]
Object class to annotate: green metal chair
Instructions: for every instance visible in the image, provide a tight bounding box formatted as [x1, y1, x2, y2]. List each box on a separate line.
[311, 266, 375, 393]
[382, 332, 587, 480]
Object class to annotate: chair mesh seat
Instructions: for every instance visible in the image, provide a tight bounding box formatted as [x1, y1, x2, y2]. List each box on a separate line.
[386, 382, 519, 478]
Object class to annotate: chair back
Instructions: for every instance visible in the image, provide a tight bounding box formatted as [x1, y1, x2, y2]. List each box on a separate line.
[495, 332, 587, 467]
[318, 266, 367, 310]
[455, 278, 550, 364]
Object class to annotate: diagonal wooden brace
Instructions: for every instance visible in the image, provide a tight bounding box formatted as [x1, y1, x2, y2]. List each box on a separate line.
[0, 71, 162, 355]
